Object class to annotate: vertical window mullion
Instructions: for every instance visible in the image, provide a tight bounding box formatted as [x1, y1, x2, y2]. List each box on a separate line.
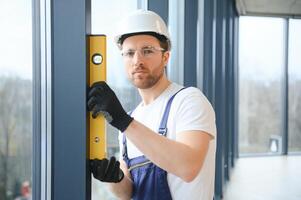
[51, 0, 90, 199]
[32, 0, 53, 199]
[282, 18, 289, 155]
[184, 0, 198, 87]
[32, 0, 42, 199]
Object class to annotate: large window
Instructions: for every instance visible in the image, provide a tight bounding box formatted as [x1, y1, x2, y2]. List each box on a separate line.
[0, 0, 32, 199]
[288, 19, 301, 153]
[91, 1, 140, 199]
[238, 17, 284, 155]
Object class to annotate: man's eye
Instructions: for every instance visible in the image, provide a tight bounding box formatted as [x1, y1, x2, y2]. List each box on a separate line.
[143, 49, 154, 55]
[124, 51, 135, 57]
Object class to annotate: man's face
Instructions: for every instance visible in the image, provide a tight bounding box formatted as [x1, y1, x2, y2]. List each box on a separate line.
[121, 35, 169, 89]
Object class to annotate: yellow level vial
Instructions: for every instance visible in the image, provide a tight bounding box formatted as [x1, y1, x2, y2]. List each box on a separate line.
[88, 35, 107, 159]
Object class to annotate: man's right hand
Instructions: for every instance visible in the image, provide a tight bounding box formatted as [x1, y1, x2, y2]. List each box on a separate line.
[90, 157, 124, 183]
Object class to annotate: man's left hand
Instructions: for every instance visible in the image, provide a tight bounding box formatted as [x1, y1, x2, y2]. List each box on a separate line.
[87, 81, 133, 132]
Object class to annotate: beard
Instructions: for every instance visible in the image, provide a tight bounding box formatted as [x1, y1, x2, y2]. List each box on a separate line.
[130, 65, 165, 89]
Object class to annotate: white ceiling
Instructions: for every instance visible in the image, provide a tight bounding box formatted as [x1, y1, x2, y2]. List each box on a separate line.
[236, 0, 301, 17]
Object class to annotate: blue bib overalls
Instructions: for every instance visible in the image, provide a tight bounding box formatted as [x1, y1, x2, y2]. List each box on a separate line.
[122, 88, 185, 200]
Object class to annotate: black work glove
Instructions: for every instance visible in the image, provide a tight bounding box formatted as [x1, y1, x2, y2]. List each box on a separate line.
[90, 157, 124, 183]
[87, 81, 133, 132]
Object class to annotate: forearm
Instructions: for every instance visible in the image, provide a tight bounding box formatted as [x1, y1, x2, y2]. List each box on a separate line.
[108, 175, 133, 200]
[124, 120, 210, 182]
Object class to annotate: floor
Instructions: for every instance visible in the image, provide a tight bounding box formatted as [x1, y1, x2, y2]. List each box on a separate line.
[222, 155, 301, 200]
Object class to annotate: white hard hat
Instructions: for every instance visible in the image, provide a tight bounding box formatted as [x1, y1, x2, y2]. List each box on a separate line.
[114, 9, 171, 50]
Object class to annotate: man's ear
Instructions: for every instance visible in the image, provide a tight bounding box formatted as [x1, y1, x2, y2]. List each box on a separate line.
[162, 51, 170, 66]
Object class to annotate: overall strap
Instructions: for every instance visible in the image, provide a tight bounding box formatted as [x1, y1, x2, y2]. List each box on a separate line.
[158, 87, 186, 136]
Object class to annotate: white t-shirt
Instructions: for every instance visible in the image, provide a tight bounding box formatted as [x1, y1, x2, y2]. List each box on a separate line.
[118, 83, 216, 200]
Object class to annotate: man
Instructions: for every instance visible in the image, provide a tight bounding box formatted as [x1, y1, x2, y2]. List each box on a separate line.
[88, 10, 216, 200]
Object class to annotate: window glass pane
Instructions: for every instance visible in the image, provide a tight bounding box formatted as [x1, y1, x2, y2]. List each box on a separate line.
[288, 19, 301, 153]
[0, 1, 32, 200]
[91, 1, 139, 199]
[238, 17, 284, 155]
[168, 1, 185, 84]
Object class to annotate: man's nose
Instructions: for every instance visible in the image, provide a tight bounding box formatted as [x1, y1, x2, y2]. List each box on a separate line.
[132, 50, 144, 66]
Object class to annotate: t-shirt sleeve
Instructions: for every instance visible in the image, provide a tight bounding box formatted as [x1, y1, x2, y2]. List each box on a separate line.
[174, 88, 216, 138]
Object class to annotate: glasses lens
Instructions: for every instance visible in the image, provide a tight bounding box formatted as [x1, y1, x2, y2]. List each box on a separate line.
[141, 48, 155, 57]
[122, 46, 164, 58]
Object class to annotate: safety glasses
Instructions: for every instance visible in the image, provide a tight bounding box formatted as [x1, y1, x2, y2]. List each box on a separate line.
[121, 46, 165, 59]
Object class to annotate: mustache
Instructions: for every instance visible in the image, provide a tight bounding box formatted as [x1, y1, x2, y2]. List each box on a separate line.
[132, 65, 148, 74]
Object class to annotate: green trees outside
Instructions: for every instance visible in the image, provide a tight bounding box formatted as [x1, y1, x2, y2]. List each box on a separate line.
[0, 76, 32, 200]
